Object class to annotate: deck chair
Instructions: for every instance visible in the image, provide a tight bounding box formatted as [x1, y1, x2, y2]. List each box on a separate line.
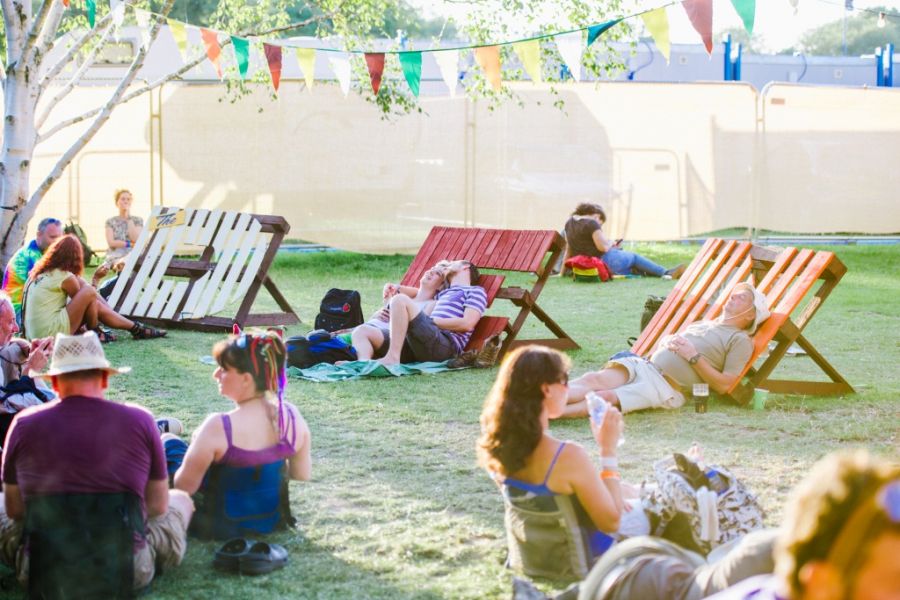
[400, 226, 578, 357]
[631, 238, 852, 406]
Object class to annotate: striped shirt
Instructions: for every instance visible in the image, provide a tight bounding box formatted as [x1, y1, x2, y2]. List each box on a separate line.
[431, 285, 488, 352]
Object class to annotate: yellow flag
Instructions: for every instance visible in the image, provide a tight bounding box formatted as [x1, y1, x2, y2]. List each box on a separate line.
[513, 40, 542, 83]
[167, 19, 189, 61]
[641, 7, 670, 63]
[474, 46, 502, 91]
[295, 48, 316, 91]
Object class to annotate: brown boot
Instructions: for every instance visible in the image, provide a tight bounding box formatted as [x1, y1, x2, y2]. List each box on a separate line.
[666, 264, 687, 280]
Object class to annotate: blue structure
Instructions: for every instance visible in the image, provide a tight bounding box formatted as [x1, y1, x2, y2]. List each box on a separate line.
[722, 34, 743, 82]
[876, 44, 894, 86]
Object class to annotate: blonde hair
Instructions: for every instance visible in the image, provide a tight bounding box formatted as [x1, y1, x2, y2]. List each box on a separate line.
[113, 189, 132, 205]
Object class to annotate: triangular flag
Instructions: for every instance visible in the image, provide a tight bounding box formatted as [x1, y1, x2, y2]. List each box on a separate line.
[167, 19, 189, 61]
[110, 0, 125, 30]
[328, 53, 351, 97]
[263, 43, 282, 93]
[86, 0, 96, 27]
[555, 31, 584, 81]
[474, 46, 502, 90]
[434, 50, 459, 97]
[231, 36, 250, 79]
[730, 0, 756, 34]
[682, 0, 713, 55]
[62, 0, 70, 7]
[295, 48, 315, 91]
[641, 7, 671, 63]
[134, 8, 152, 52]
[398, 51, 422, 97]
[200, 28, 222, 78]
[364, 53, 385, 94]
[587, 19, 621, 47]
[512, 40, 541, 83]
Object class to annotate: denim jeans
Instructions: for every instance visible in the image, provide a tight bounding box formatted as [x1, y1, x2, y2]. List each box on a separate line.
[602, 248, 667, 277]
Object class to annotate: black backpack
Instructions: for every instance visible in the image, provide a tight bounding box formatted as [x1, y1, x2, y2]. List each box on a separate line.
[64, 221, 98, 267]
[314, 289, 363, 332]
[286, 331, 357, 369]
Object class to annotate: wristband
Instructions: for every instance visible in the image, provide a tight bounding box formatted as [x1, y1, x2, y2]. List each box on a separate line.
[600, 457, 618, 469]
[600, 470, 621, 481]
[125, 239, 131, 249]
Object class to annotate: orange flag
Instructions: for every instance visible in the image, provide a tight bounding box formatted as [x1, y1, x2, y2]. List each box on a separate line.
[62, 0, 70, 7]
[263, 43, 282, 93]
[365, 53, 385, 94]
[200, 28, 222, 78]
[682, 0, 713, 54]
[474, 46, 502, 91]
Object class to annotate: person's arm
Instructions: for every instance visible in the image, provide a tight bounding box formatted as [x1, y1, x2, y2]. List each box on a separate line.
[567, 443, 621, 534]
[667, 336, 740, 394]
[144, 478, 169, 518]
[287, 407, 312, 482]
[105, 224, 126, 250]
[432, 306, 481, 332]
[173, 414, 223, 495]
[60, 273, 92, 299]
[591, 227, 613, 254]
[127, 218, 143, 243]
[3, 483, 25, 521]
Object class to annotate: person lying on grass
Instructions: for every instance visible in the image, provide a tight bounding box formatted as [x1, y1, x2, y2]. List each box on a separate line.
[560, 282, 770, 416]
[171, 331, 311, 539]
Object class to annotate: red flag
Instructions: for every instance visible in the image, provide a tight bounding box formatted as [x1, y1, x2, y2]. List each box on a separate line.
[200, 28, 222, 78]
[264, 43, 282, 92]
[365, 53, 385, 95]
[682, 0, 713, 54]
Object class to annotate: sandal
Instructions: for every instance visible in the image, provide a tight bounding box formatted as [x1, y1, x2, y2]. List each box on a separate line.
[93, 326, 117, 344]
[130, 320, 167, 340]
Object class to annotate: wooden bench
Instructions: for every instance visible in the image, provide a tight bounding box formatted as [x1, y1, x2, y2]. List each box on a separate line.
[631, 238, 852, 406]
[400, 226, 578, 357]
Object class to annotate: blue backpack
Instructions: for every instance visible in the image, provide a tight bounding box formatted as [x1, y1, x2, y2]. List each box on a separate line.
[286, 331, 357, 368]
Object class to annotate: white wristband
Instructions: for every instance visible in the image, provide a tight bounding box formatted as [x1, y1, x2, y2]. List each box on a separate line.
[601, 457, 618, 469]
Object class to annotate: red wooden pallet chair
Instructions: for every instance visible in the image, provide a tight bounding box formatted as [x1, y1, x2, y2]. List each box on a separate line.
[631, 238, 852, 406]
[400, 226, 578, 357]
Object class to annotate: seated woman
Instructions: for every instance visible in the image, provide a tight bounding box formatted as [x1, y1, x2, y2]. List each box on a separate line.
[477, 346, 639, 581]
[105, 189, 143, 264]
[564, 202, 685, 279]
[21, 235, 165, 342]
[173, 331, 311, 539]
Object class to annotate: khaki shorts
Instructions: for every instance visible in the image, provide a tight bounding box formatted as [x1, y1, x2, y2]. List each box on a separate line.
[605, 355, 685, 413]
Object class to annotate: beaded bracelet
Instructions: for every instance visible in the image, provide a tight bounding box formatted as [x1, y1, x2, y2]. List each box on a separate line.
[600, 469, 621, 480]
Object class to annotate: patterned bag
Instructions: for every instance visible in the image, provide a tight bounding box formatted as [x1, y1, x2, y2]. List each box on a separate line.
[641, 455, 765, 555]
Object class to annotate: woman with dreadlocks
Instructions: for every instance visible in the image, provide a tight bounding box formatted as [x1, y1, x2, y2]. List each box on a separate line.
[173, 330, 311, 539]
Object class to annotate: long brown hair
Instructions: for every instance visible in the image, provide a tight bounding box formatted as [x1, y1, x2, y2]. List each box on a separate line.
[477, 346, 570, 477]
[29, 234, 84, 279]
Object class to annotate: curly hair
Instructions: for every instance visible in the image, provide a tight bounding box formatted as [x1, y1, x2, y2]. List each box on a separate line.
[775, 449, 900, 599]
[29, 234, 84, 279]
[476, 346, 570, 477]
[572, 203, 606, 222]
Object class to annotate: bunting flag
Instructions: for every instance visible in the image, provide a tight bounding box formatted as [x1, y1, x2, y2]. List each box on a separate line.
[295, 48, 316, 91]
[328, 53, 352, 97]
[730, 0, 756, 33]
[264, 43, 282, 93]
[364, 53, 385, 94]
[682, 0, 713, 55]
[167, 19, 189, 62]
[399, 51, 422, 97]
[86, 0, 96, 27]
[110, 0, 125, 30]
[231, 36, 250, 79]
[641, 7, 671, 62]
[434, 50, 459, 97]
[200, 28, 223, 78]
[555, 31, 583, 81]
[474, 46, 502, 90]
[134, 9, 152, 51]
[587, 19, 621, 47]
[62, 0, 69, 7]
[512, 40, 542, 83]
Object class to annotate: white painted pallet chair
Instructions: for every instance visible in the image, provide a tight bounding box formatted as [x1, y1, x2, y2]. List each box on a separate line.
[108, 206, 299, 331]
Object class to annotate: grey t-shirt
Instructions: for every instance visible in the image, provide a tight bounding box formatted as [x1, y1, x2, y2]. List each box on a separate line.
[650, 321, 753, 387]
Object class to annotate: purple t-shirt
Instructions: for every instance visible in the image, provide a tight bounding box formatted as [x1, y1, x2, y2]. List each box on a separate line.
[2, 395, 167, 506]
[430, 285, 488, 352]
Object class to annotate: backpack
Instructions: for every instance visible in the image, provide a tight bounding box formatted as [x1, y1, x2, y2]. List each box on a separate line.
[64, 221, 98, 267]
[286, 331, 357, 369]
[314, 289, 363, 332]
[640, 295, 666, 333]
[564, 255, 612, 283]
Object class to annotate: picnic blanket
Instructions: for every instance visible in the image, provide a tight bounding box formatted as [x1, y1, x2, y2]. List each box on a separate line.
[287, 360, 459, 382]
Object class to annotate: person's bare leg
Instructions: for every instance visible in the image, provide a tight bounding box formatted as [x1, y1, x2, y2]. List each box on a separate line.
[557, 365, 630, 419]
[352, 325, 385, 361]
[82, 297, 100, 329]
[96, 301, 135, 330]
[376, 295, 421, 366]
[65, 287, 100, 334]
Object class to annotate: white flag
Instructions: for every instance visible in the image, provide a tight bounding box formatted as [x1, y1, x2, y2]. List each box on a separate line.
[328, 53, 352, 97]
[434, 50, 459, 97]
[110, 0, 125, 35]
[134, 8, 152, 52]
[555, 31, 584, 82]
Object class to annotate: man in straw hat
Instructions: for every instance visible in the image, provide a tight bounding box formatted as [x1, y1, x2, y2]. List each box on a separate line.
[561, 282, 770, 415]
[0, 331, 194, 589]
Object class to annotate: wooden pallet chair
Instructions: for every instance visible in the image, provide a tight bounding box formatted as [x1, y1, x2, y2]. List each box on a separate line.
[108, 206, 299, 331]
[631, 238, 852, 406]
[400, 226, 578, 357]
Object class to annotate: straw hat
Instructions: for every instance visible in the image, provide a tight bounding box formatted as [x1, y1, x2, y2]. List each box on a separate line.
[34, 331, 131, 378]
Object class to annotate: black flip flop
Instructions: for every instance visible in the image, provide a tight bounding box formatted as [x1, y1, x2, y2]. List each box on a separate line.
[213, 537, 254, 573]
[238, 542, 289, 575]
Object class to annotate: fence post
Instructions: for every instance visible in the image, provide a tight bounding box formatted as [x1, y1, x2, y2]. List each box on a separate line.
[876, 47, 884, 86]
[887, 43, 894, 87]
[723, 34, 732, 81]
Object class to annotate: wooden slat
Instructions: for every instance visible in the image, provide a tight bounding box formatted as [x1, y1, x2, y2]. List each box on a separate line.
[464, 316, 509, 352]
[755, 246, 799, 298]
[704, 256, 754, 322]
[108, 206, 159, 308]
[183, 208, 208, 244]
[160, 281, 189, 320]
[774, 251, 832, 315]
[193, 212, 250, 317]
[230, 235, 269, 304]
[196, 209, 224, 248]
[523, 231, 557, 273]
[134, 224, 188, 317]
[118, 223, 170, 315]
[681, 241, 752, 326]
[146, 280, 175, 320]
[478, 274, 505, 307]
[764, 248, 814, 311]
[211, 218, 263, 314]
[179, 272, 212, 320]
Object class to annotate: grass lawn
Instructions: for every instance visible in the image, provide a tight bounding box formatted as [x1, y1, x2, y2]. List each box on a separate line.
[7, 242, 897, 599]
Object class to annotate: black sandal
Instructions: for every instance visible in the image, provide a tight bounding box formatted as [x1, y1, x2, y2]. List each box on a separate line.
[130, 320, 167, 340]
[93, 326, 117, 344]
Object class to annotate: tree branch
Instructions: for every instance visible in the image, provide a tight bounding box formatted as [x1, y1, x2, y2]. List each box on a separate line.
[22, 0, 53, 64]
[39, 11, 113, 89]
[4, 0, 27, 66]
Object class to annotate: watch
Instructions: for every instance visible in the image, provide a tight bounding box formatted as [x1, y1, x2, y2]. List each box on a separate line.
[688, 353, 702, 365]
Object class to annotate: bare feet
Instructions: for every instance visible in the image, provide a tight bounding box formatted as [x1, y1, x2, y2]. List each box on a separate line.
[375, 355, 400, 367]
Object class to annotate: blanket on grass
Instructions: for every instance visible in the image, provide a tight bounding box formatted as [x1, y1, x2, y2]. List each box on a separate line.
[287, 360, 458, 382]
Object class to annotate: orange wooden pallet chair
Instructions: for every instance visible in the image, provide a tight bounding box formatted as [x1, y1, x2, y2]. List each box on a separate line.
[400, 226, 579, 357]
[631, 238, 853, 406]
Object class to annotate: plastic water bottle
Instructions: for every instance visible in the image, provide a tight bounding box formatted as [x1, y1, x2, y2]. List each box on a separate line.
[704, 468, 729, 494]
[586, 392, 625, 447]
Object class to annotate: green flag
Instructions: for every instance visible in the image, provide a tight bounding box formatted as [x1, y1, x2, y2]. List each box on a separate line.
[231, 36, 250, 80]
[730, 0, 756, 33]
[86, 0, 96, 27]
[587, 19, 621, 47]
[399, 51, 422, 97]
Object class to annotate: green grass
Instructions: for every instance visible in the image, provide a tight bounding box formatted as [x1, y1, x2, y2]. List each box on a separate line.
[6, 243, 899, 599]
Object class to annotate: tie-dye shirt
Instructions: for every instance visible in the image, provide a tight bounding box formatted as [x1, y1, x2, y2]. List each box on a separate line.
[1, 240, 42, 321]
